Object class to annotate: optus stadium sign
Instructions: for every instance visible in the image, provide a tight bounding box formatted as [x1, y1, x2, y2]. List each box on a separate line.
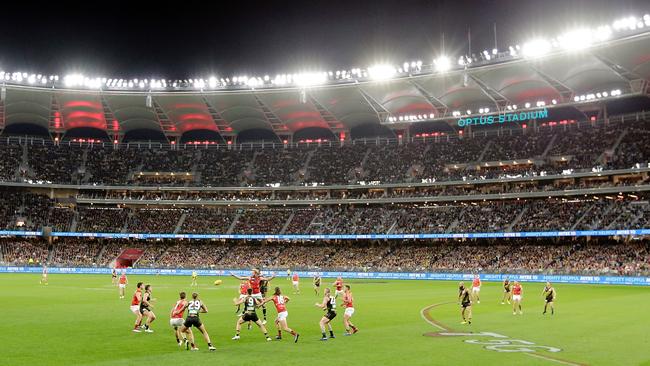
[457, 108, 548, 127]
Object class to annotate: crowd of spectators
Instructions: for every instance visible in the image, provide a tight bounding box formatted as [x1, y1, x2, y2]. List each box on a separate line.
[2, 237, 648, 276]
[0, 120, 648, 187]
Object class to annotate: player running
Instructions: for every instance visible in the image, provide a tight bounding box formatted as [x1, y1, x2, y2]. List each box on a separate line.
[130, 282, 144, 332]
[342, 285, 358, 335]
[512, 281, 523, 315]
[542, 282, 556, 315]
[501, 278, 512, 305]
[315, 288, 337, 340]
[313, 274, 321, 296]
[111, 268, 118, 286]
[458, 282, 472, 325]
[140, 284, 157, 332]
[333, 277, 344, 298]
[230, 269, 276, 324]
[118, 272, 128, 299]
[170, 292, 192, 348]
[179, 292, 216, 351]
[292, 272, 300, 294]
[261, 287, 300, 342]
[472, 275, 481, 304]
[40, 264, 48, 285]
[191, 271, 198, 287]
[232, 288, 272, 341]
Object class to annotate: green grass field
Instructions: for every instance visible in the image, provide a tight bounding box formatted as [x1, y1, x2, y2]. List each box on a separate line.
[4, 273, 650, 366]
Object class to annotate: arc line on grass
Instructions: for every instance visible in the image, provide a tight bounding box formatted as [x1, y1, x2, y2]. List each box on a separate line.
[420, 302, 588, 366]
[419, 302, 454, 332]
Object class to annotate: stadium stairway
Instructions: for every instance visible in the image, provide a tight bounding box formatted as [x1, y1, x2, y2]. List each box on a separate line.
[506, 206, 529, 232]
[475, 139, 494, 163]
[279, 211, 295, 235]
[121, 210, 134, 233]
[540, 134, 558, 159]
[598, 128, 628, 165]
[226, 211, 242, 235]
[173, 212, 187, 234]
[571, 203, 596, 230]
[69, 210, 79, 232]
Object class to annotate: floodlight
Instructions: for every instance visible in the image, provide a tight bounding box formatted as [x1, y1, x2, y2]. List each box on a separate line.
[368, 64, 396, 80]
[558, 29, 592, 50]
[524, 102, 531, 108]
[434, 56, 451, 72]
[522, 39, 551, 58]
[294, 72, 327, 87]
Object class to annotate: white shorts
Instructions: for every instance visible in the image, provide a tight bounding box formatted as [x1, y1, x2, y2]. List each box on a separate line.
[119, 284, 126, 289]
[472, 287, 480, 293]
[335, 289, 344, 297]
[344, 307, 355, 317]
[292, 281, 299, 286]
[276, 311, 288, 321]
[513, 295, 522, 301]
[130, 305, 140, 315]
[170, 318, 184, 328]
[239, 294, 247, 299]
[252, 293, 263, 300]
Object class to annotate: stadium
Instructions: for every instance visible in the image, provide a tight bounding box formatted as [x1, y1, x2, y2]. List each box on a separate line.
[2, 2, 650, 365]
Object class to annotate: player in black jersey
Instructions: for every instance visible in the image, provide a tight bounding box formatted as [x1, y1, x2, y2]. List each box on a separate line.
[179, 292, 216, 351]
[259, 277, 273, 324]
[501, 278, 512, 305]
[140, 284, 157, 332]
[458, 282, 472, 325]
[315, 288, 337, 340]
[313, 275, 321, 296]
[542, 282, 556, 315]
[232, 288, 272, 341]
[111, 268, 117, 286]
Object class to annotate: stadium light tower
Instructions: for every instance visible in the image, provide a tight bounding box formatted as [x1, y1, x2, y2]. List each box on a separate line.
[522, 39, 551, 58]
[368, 64, 396, 81]
[558, 29, 592, 50]
[434, 56, 451, 73]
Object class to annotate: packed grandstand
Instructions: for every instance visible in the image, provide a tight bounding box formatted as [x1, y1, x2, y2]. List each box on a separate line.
[1, 15, 650, 278]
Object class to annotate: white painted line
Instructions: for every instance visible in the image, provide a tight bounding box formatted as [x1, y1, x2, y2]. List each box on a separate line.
[419, 304, 447, 331]
[525, 352, 584, 366]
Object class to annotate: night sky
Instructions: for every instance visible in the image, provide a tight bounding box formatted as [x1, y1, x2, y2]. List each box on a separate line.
[0, 0, 648, 79]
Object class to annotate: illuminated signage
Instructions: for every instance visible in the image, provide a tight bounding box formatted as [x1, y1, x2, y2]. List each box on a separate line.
[457, 108, 548, 127]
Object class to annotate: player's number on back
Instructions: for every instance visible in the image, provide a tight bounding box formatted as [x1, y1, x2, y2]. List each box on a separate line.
[188, 300, 201, 314]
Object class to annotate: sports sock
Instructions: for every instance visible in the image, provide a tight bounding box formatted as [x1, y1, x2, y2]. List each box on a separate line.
[208, 342, 213, 347]
[277, 330, 282, 337]
[322, 332, 327, 338]
[329, 330, 334, 337]
[262, 307, 267, 320]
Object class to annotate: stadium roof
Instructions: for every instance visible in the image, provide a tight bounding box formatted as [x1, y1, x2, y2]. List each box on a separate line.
[1, 32, 649, 141]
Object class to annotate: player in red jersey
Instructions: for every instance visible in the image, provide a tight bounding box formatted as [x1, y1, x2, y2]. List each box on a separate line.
[130, 282, 144, 332]
[471, 275, 481, 304]
[118, 272, 128, 299]
[231, 269, 275, 324]
[333, 277, 344, 298]
[261, 287, 300, 342]
[235, 280, 250, 314]
[512, 281, 523, 315]
[292, 273, 300, 294]
[170, 292, 192, 348]
[342, 285, 358, 335]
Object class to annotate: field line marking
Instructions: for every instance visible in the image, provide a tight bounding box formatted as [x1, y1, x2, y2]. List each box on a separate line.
[524, 352, 586, 366]
[420, 302, 455, 331]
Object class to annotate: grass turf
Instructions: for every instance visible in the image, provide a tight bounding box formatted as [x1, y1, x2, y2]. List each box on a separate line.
[4, 273, 650, 366]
